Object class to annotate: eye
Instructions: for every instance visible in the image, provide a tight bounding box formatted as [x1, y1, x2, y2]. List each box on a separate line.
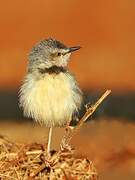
[57, 52, 61, 56]
[52, 52, 62, 58]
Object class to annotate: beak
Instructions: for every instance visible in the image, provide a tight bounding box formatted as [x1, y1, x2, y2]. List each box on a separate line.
[68, 46, 81, 53]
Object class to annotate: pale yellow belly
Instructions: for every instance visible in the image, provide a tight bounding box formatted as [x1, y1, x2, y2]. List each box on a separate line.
[20, 73, 82, 127]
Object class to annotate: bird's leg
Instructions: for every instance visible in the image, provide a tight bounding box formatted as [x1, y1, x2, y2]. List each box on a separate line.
[47, 127, 52, 157]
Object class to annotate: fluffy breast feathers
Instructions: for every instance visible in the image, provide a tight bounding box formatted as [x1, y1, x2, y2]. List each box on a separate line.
[19, 72, 83, 127]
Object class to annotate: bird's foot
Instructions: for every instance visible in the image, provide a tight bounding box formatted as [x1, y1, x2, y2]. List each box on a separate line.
[60, 141, 73, 152]
[85, 102, 93, 111]
[60, 126, 74, 152]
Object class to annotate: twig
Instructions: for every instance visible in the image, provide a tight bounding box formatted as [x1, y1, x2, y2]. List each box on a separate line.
[29, 163, 46, 178]
[4, 150, 43, 158]
[60, 90, 111, 150]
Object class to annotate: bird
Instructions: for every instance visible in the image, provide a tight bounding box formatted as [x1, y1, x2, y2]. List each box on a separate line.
[19, 38, 83, 155]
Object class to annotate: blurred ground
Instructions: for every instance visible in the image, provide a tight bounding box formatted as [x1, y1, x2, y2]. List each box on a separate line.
[0, 119, 135, 180]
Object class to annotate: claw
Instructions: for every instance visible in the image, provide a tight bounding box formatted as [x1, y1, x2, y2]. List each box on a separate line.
[85, 103, 92, 111]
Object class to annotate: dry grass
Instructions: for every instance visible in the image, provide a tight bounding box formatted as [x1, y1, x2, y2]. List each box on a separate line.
[1, 120, 135, 180]
[0, 135, 97, 180]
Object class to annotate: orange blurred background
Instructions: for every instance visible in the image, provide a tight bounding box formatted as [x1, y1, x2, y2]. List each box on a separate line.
[0, 0, 135, 91]
[0, 1, 135, 179]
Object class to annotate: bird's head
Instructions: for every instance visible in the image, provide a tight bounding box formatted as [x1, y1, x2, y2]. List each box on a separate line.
[28, 38, 81, 71]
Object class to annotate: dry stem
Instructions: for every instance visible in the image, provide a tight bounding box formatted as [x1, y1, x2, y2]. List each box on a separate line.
[60, 90, 111, 150]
